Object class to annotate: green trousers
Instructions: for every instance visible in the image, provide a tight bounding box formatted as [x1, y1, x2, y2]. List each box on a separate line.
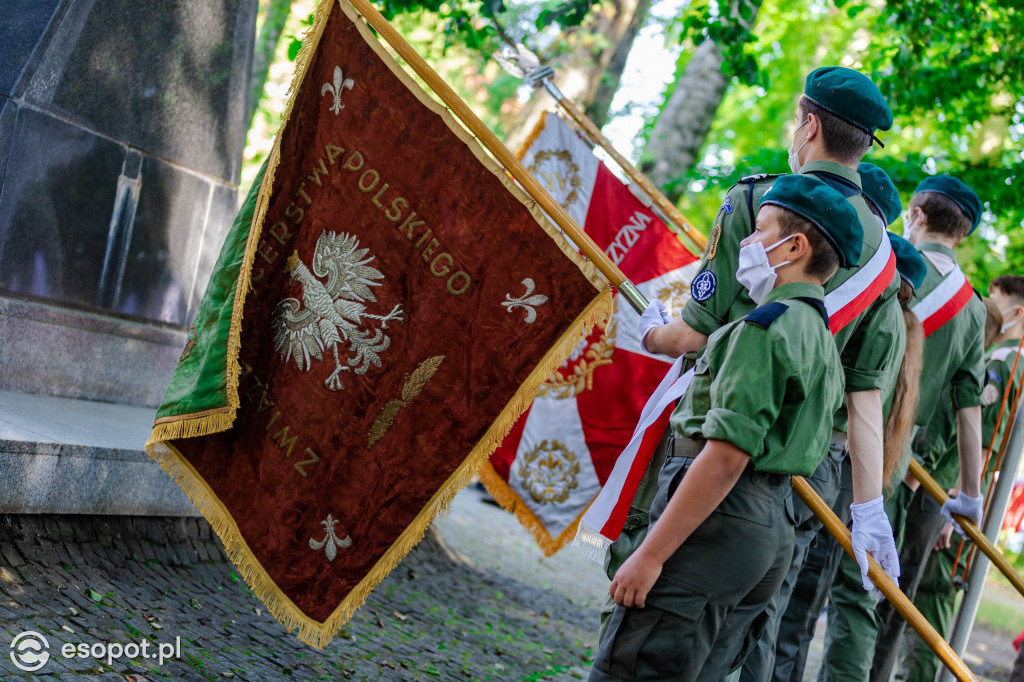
[591, 439, 796, 682]
[896, 544, 960, 682]
[813, 481, 915, 682]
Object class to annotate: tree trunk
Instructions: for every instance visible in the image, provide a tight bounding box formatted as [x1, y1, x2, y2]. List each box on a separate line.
[642, 0, 764, 202]
[503, 0, 649, 152]
[585, 0, 653, 129]
[248, 0, 294, 129]
[643, 39, 727, 202]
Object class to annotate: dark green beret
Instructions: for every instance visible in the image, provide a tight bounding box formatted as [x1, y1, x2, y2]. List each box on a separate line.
[887, 231, 927, 289]
[858, 163, 902, 226]
[804, 67, 893, 147]
[760, 174, 863, 268]
[914, 175, 983, 234]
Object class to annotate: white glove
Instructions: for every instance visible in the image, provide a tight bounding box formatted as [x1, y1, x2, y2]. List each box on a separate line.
[639, 300, 670, 353]
[850, 495, 900, 592]
[941, 492, 984, 536]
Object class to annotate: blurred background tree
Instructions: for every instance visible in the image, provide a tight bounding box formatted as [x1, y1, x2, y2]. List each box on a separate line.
[244, 0, 1024, 290]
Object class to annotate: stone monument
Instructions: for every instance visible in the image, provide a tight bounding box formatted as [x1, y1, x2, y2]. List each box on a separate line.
[0, 0, 258, 515]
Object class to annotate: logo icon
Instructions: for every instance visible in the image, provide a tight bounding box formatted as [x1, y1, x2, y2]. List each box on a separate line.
[10, 631, 49, 671]
[690, 270, 717, 303]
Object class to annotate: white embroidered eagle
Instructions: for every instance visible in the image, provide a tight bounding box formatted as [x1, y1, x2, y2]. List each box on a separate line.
[272, 231, 404, 391]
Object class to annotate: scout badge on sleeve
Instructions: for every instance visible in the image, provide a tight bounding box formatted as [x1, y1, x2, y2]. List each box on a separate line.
[482, 113, 699, 555]
[145, 0, 611, 648]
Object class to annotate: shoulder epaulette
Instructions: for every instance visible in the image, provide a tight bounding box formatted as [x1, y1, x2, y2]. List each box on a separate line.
[745, 302, 789, 330]
[733, 173, 785, 228]
[738, 172, 784, 184]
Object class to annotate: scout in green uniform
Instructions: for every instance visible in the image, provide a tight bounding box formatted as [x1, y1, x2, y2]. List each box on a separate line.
[590, 174, 857, 682]
[732, 81, 907, 682]
[641, 67, 902, 593]
[601, 67, 902, 644]
[769, 166, 922, 682]
[866, 176, 988, 682]
[808, 231, 928, 682]
[899, 276, 1024, 682]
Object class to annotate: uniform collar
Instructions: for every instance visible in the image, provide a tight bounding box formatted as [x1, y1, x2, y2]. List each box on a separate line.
[763, 281, 826, 305]
[915, 241, 958, 260]
[799, 160, 862, 189]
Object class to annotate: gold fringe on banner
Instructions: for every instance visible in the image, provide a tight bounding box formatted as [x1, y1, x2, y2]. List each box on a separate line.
[147, 288, 612, 648]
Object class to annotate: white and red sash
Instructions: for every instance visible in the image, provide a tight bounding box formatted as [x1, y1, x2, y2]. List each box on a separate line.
[911, 266, 974, 337]
[574, 235, 898, 560]
[824, 231, 896, 335]
[574, 357, 694, 561]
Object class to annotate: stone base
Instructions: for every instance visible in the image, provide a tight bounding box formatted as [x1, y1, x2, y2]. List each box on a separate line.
[0, 390, 197, 516]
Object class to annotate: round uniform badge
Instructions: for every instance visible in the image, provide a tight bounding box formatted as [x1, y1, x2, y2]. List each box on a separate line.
[982, 383, 1000, 406]
[691, 270, 717, 302]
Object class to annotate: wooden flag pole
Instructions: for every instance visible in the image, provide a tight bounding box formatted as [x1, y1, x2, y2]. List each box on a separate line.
[535, 78, 708, 253]
[792, 475, 979, 682]
[908, 459, 1024, 599]
[345, 0, 650, 315]
[343, 7, 975, 675]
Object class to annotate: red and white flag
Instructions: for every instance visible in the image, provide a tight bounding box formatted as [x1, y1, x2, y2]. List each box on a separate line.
[479, 112, 700, 555]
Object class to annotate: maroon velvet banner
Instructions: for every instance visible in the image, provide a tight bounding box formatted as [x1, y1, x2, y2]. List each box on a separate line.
[149, 0, 607, 647]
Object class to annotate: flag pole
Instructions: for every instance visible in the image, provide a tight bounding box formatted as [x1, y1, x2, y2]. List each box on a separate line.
[791, 475, 980, 682]
[532, 76, 708, 253]
[343, 7, 981, 678]
[346, 0, 648, 315]
[908, 458, 1024, 599]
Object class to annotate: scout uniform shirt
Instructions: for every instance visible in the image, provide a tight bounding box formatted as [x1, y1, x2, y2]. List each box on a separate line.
[928, 336, 1024, 489]
[670, 282, 844, 475]
[681, 160, 903, 430]
[911, 242, 986, 477]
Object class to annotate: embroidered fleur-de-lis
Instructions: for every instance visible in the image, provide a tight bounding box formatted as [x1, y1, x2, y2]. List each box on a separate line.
[502, 278, 549, 324]
[308, 514, 352, 562]
[321, 66, 354, 115]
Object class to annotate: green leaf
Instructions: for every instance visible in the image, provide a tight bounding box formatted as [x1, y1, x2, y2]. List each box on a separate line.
[287, 38, 302, 62]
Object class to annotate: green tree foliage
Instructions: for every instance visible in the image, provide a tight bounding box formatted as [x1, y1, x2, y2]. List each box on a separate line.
[655, 0, 1024, 290]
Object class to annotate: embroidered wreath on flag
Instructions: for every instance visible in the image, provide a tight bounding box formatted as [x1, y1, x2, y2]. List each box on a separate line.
[538, 302, 616, 399]
[518, 439, 581, 505]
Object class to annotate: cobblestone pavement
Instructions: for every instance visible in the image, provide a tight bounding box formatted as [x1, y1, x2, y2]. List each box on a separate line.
[0, 485, 1014, 681]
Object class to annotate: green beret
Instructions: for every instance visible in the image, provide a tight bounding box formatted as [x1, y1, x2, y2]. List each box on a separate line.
[760, 174, 863, 268]
[858, 163, 902, 226]
[804, 67, 893, 147]
[887, 231, 927, 289]
[914, 175, 983, 234]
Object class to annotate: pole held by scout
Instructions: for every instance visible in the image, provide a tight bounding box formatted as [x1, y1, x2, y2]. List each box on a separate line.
[341, 8, 976, 679]
[792, 475, 980, 682]
[909, 458, 1024, 599]
[493, 43, 707, 253]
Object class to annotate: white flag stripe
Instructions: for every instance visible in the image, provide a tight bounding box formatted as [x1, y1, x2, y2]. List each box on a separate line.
[824, 231, 893, 315]
[509, 393, 600, 536]
[911, 267, 967, 321]
[613, 263, 701, 361]
[519, 115, 600, 230]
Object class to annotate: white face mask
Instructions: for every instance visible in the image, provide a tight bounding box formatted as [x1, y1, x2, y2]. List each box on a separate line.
[903, 209, 919, 240]
[736, 234, 796, 304]
[788, 119, 810, 174]
[1001, 307, 1021, 335]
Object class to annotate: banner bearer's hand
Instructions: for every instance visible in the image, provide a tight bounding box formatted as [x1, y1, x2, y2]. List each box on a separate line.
[941, 492, 983, 536]
[639, 300, 669, 353]
[610, 548, 662, 608]
[850, 495, 900, 592]
[934, 522, 955, 551]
